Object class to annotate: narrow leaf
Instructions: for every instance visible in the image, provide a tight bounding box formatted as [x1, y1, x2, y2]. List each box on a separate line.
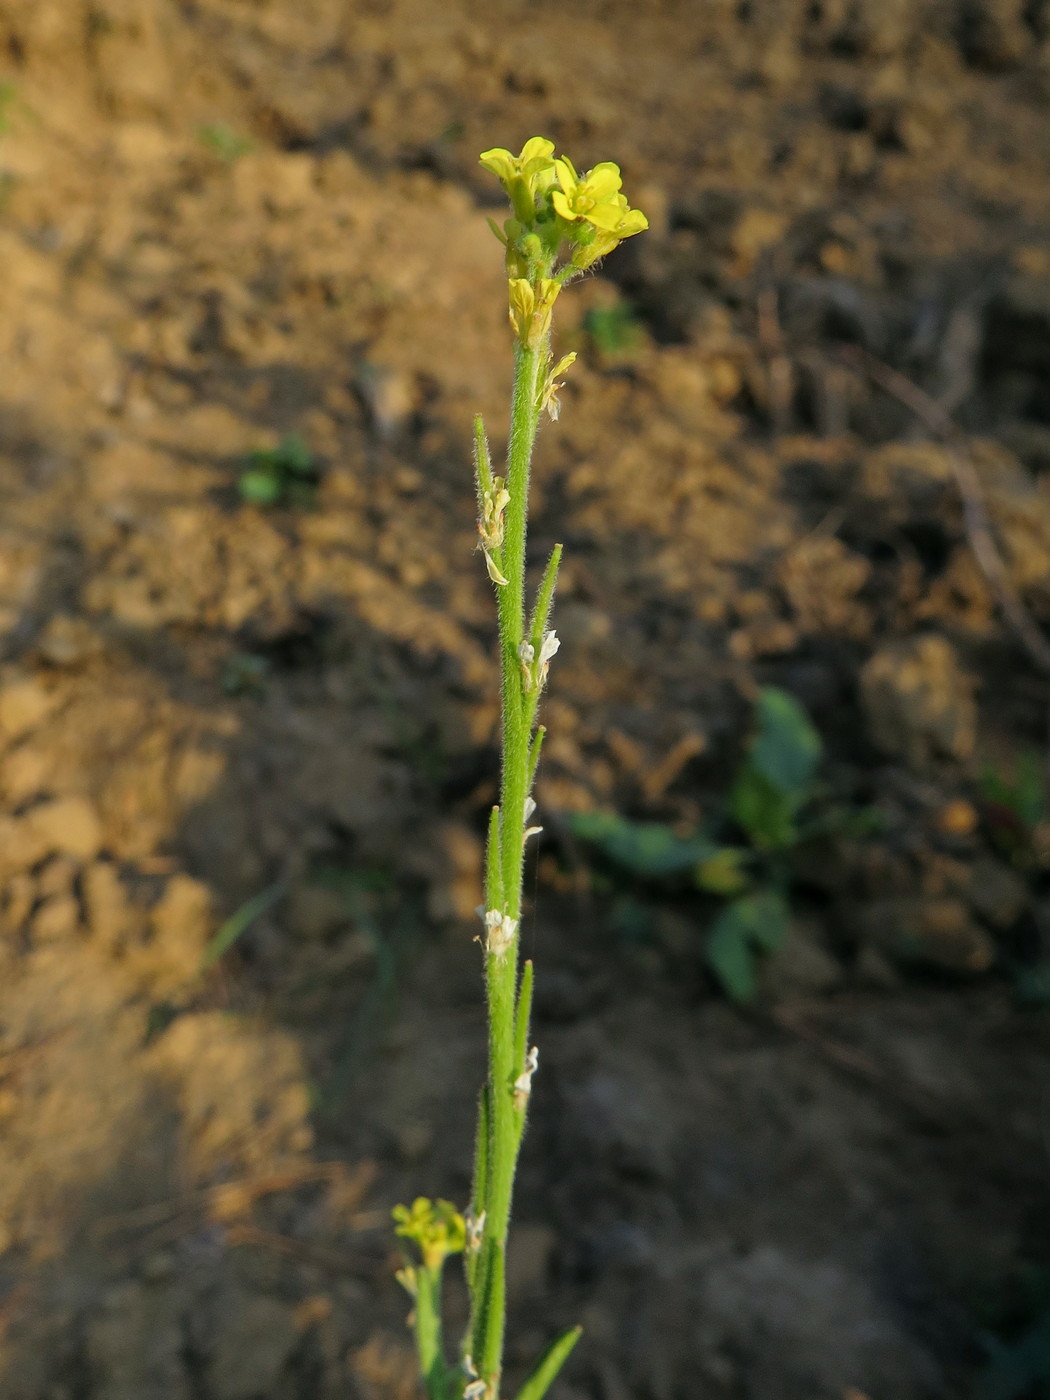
[514, 960, 534, 1086]
[528, 726, 545, 789]
[468, 1231, 493, 1362]
[485, 806, 504, 913]
[471, 1084, 490, 1227]
[514, 1326, 583, 1400]
[478, 1239, 506, 1382]
[474, 413, 494, 498]
[527, 543, 563, 650]
[200, 882, 284, 972]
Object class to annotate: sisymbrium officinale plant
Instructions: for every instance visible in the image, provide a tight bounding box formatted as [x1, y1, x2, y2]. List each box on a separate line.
[392, 137, 647, 1400]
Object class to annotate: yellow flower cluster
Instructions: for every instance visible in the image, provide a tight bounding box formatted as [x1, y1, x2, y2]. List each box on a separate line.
[550, 155, 649, 269]
[392, 1197, 467, 1271]
[479, 136, 649, 345]
[478, 136, 557, 223]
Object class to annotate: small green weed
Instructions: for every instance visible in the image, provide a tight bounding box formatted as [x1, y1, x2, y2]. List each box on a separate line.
[980, 751, 1048, 868]
[200, 882, 286, 972]
[197, 121, 254, 163]
[293, 863, 415, 1117]
[728, 685, 822, 851]
[570, 810, 714, 878]
[221, 651, 270, 697]
[976, 752, 1050, 1000]
[144, 882, 286, 1042]
[583, 298, 646, 360]
[0, 81, 18, 137]
[238, 434, 318, 508]
[572, 686, 876, 1002]
[706, 889, 791, 1002]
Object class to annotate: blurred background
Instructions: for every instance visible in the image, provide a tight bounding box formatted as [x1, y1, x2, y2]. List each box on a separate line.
[1, 2, 1050, 1397]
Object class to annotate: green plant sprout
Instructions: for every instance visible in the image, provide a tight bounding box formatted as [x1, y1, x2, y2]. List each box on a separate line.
[0, 82, 19, 137]
[572, 687, 877, 1002]
[238, 434, 318, 508]
[197, 121, 254, 163]
[976, 752, 1050, 1001]
[221, 651, 271, 697]
[979, 750, 1048, 869]
[582, 298, 645, 361]
[392, 137, 647, 1400]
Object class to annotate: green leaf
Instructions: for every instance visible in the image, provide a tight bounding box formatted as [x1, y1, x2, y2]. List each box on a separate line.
[708, 917, 757, 1003]
[238, 469, 282, 506]
[200, 882, 285, 971]
[197, 121, 253, 162]
[744, 890, 791, 951]
[583, 300, 644, 358]
[706, 890, 790, 1003]
[277, 432, 315, 476]
[749, 687, 822, 796]
[695, 846, 751, 895]
[729, 767, 799, 850]
[570, 810, 715, 878]
[514, 1326, 583, 1400]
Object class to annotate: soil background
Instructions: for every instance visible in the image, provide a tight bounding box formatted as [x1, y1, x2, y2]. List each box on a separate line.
[2, 2, 1050, 1398]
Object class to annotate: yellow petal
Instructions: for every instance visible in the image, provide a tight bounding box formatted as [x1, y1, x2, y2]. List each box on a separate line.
[551, 189, 577, 221]
[584, 162, 623, 198]
[617, 209, 649, 236]
[553, 157, 579, 197]
[519, 136, 555, 169]
[582, 202, 625, 232]
[479, 147, 516, 182]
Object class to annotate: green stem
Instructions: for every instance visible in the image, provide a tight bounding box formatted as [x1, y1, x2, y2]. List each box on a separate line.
[472, 335, 547, 1393]
[415, 1265, 449, 1400]
[496, 340, 543, 913]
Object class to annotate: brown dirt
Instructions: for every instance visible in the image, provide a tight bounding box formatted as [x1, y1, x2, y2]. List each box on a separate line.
[1, 2, 1050, 1398]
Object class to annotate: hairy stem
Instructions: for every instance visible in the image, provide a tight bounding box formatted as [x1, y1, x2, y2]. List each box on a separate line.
[471, 336, 546, 1392]
[415, 1266, 449, 1400]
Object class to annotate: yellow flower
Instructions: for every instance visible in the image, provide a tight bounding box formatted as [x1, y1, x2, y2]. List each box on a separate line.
[479, 136, 556, 189]
[392, 1198, 467, 1271]
[551, 157, 625, 230]
[479, 137, 556, 224]
[552, 156, 648, 257]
